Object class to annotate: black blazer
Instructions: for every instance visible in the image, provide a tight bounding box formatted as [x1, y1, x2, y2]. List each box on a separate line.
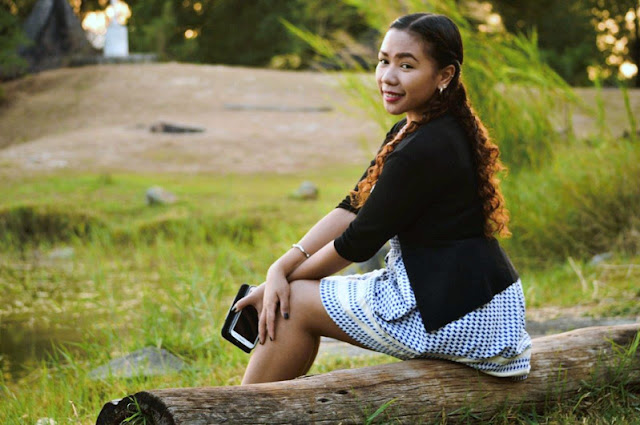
[334, 112, 519, 332]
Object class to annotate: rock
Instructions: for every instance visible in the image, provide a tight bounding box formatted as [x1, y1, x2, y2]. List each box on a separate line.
[18, 0, 97, 73]
[35, 419, 56, 425]
[290, 181, 318, 200]
[89, 347, 186, 379]
[622, 129, 640, 140]
[589, 252, 613, 266]
[150, 122, 205, 133]
[47, 247, 74, 260]
[145, 186, 177, 205]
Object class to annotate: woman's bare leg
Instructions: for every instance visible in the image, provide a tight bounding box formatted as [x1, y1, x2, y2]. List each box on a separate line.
[299, 335, 321, 376]
[241, 279, 370, 385]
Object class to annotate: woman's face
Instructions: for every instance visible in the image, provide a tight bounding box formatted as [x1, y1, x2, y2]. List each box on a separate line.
[375, 29, 448, 123]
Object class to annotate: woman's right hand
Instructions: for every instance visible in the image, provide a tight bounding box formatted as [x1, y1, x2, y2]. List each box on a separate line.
[260, 266, 291, 343]
[232, 282, 266, 333]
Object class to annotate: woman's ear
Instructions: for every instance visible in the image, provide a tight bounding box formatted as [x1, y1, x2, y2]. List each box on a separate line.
[439, 64, 456, 88]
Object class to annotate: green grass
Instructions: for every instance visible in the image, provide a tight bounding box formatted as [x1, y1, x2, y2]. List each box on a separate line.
[1, 142, 640, 423]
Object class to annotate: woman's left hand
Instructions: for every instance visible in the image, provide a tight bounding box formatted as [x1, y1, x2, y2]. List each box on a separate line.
[261, 266, 291, 343]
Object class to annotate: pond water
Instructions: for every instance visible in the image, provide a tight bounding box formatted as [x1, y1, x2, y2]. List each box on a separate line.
[0, 316, 87, 381]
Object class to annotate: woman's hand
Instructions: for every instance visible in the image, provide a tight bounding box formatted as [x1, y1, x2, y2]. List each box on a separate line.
[260, 266, 291, 343]
[232, 282, 265, 333]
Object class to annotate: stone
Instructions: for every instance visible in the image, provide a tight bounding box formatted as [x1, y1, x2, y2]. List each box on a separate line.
[589, 252, 613, 266]
[18, 0, 97, 73]
[622, 129, 640, 140]
[149, 122, 205, 133]
[89, 347, 186, 379]
[47, 247, 74, 260]
[145, 186, 177, 205]
[290, 181, 318, 200]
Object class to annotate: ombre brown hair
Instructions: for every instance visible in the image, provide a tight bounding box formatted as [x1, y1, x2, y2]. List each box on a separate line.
[350, 13, 511, 238]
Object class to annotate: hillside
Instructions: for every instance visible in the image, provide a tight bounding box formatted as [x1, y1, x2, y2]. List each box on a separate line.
[0, 63, 638, 175]
[0, 63, 380, 175]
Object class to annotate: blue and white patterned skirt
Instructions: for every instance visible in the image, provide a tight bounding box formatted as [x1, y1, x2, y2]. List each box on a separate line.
[320, 236, 532, 379]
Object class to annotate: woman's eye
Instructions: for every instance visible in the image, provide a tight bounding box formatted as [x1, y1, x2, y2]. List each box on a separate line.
[400, 63, 412, 69]
[378, 59, 388, 64]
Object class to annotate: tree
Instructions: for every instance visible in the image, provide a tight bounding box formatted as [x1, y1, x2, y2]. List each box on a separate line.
[589, 0, 639, 86]
[0, 2, 30, 81]
[489, 0, 598, 85]
[490, 0, 639, 86]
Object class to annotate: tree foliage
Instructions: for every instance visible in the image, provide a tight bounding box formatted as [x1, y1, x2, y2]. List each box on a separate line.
[124, 0, 369, 67]
[2, 0, 637, 87]
[0, 2, 29, 83]
[491, 0, 639, 86]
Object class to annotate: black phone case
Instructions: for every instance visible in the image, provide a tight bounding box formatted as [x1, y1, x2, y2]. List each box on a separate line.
[221, 283, 257, 353]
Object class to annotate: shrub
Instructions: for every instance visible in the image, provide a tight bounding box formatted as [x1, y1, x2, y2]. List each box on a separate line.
[503, 138, 640, 267]
[0, 204, 107, 247]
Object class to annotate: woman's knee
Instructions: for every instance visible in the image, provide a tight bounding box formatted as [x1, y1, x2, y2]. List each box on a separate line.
[287, 279, 325, 332]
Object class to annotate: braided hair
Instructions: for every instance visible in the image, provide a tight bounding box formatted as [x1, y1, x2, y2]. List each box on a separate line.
[349, 13, 511, 238]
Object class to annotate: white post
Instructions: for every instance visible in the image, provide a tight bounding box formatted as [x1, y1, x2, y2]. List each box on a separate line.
[103, 0, 129, 57]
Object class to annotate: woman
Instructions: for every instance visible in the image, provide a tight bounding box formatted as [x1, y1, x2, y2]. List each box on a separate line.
[233, 12, 531, 384]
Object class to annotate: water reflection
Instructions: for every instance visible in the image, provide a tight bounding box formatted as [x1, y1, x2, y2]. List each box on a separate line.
[0, 316, 86, 381]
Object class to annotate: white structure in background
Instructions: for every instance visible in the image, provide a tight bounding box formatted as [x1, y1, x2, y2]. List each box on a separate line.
[81, 0, 131, 51]
[104, 0, 128, 57]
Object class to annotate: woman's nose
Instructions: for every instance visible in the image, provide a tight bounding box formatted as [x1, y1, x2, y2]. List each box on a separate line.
[381, 67, 399, 85]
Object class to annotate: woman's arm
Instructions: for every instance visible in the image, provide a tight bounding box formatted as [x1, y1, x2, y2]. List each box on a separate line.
[257, 207, 355, 342]
[267, 207, 356, 279]
[286, 240, 351, 281]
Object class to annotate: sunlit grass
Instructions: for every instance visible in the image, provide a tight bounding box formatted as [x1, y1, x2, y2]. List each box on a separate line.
[1, 141, 640, 423]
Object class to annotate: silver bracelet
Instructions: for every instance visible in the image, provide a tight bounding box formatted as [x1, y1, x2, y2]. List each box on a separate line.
[292, 243, 311, 259]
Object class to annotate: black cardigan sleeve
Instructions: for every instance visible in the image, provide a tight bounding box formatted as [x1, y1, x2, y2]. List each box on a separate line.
[335, 119, 407, 214]
[333, 123, 457, 262]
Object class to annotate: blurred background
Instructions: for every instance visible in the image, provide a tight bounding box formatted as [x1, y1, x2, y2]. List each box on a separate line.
[1, 0, 639, 423]
[2, 0, 639, 84]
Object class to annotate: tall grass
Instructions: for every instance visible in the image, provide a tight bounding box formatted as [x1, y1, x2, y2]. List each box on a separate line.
[283, 0, 579, 170]
[503, 137, 640, 268]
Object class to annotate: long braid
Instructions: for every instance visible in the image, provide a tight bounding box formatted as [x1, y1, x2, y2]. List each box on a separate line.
[450, 84, 511, 238]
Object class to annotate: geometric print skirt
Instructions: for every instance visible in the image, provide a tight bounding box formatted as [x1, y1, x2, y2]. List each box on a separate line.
[319, 236, 532, 379]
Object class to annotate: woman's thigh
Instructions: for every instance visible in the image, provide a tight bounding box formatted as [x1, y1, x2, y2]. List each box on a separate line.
[289, 279, 371, 351]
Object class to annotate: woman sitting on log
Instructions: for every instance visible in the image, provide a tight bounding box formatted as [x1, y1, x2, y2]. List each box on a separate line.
[233, 12, 532, 384]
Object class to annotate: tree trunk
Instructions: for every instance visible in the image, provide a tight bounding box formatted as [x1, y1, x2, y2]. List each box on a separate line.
[96, 324, 640, 425]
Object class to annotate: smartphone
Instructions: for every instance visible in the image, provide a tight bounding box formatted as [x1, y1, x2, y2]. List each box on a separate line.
[221, 283, 259, 353]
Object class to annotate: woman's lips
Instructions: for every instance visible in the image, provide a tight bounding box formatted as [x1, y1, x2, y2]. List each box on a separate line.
[383, 91, 404, 103]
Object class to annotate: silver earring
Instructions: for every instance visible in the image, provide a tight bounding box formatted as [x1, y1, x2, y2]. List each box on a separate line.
[439, 86, 445, 94]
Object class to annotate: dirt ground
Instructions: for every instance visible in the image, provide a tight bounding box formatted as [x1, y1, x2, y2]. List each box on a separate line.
[0, 63, 638, 175]
[0, 63, 382, 175]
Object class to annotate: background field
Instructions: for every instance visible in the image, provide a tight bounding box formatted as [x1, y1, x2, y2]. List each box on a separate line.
[1, 61, 639, 424]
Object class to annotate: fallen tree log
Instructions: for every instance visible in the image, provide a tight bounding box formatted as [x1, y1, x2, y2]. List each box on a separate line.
[96, 324, 640, 424]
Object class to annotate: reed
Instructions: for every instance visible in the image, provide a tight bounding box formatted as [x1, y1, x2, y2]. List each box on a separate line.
[283, 0, 580, 170]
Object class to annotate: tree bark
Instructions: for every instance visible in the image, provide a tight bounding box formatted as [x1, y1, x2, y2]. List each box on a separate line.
[96, 324, 640, 425]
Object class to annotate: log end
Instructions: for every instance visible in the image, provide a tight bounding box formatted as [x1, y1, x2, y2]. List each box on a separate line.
[96, 391, 174, 425]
